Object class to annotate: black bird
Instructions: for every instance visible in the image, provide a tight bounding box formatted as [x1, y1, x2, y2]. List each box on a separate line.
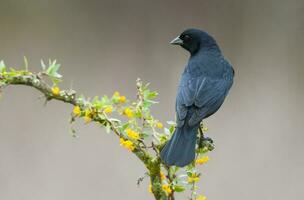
[160, 29, 234, 167]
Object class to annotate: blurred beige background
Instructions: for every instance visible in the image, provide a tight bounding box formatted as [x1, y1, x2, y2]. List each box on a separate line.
[0, 0, 303, 199]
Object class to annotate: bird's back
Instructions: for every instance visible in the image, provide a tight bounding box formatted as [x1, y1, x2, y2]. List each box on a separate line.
[176, 53, 233, 122]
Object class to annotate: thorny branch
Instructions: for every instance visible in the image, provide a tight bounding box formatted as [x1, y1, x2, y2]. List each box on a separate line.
[0, 59, 213, 200]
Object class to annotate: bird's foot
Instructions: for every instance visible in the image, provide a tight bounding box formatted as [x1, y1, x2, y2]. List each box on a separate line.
[197, 134, 215, 151]
[202, 136, 213, 144]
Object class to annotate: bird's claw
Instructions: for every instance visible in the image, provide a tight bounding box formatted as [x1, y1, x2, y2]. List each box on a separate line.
[202, 136, 213, 144]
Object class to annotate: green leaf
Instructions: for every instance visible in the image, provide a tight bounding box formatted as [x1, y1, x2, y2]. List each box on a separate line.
[143, 101, 152, 109]
[159, 135, 168, 143]
[101, 95, 110, 105]
[0, 60, 6, 73]
[105, 123, 111, 133]
[135, 109, 143, 118]
[46, 59, 62, 78]
[141, 131, 150, 138]
[170, 166, 180, 174]
[145, 99, 158, 104]
[92, 96, 103, 109]
[42, 59, 63, 85]
[118, 122, 129, 133]
[147, 91, 158, 99]
[23, 56, 29, 71]
[77, 94, 85, 104]
[173, 185, 185, 192]
[169, 125, 175, 134]
[50, 77, 62, 85]
[40, 59, 46, 71]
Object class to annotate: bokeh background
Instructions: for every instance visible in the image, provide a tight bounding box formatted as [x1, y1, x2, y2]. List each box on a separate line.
[0, 0, 303, 199]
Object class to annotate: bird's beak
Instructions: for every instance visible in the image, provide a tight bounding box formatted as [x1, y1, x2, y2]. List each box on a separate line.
[170, 36, 183, 45]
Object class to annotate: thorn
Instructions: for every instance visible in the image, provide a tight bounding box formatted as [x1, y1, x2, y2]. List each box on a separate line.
[43, 95, 52, 106]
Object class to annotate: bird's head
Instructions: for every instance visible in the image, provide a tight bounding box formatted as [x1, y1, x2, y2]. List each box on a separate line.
[170, 28, 219, 55]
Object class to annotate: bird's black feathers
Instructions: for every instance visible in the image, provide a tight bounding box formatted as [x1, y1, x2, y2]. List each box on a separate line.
[160, 28, 234, 167]
[178, 28, 220, 55]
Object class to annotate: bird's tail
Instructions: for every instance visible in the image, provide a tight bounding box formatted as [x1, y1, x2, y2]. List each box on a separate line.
[160, 123, 199, 167]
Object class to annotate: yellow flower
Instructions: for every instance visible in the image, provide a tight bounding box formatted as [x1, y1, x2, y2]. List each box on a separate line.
[123, 107, 134, 118]
[126, 128, 140, 140]
[119, 138, 125, 145]
[84, 116, 92, 123]
[119, 95, 126, 103]
[197, 195, 207, 200]
[113, 91, 120, 96]
[85, 109, 91, 116]
[123, 140, 135, 151]
[73, 106, 81, 116]
[104, 106, 113, 113]
[195, 156, 210, 165]
[188, 174, 200, 183]
[51, 86, 60, 96]
[156, 122, 163, 129]
[202, 127, 208, 132]
[148, 184, 152, 193]
[84, 109, 92, 123]
[162, 184, 172, 194]
[119, 138, 135, 151]
[160, 171, 166, 180]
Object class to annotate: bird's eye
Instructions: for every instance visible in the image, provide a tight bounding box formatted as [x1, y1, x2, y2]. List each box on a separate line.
[182, 35, 191, 42]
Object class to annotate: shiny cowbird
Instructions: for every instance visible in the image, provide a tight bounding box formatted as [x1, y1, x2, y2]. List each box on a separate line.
[160, 29, 234, 167]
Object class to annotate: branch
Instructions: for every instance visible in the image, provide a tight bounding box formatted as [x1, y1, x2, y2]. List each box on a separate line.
[0, 59, 214, 200]
[3, 73, 77, 104]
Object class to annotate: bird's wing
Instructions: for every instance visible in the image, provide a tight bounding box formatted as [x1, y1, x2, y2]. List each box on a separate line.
[176, 74, 232, 127]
